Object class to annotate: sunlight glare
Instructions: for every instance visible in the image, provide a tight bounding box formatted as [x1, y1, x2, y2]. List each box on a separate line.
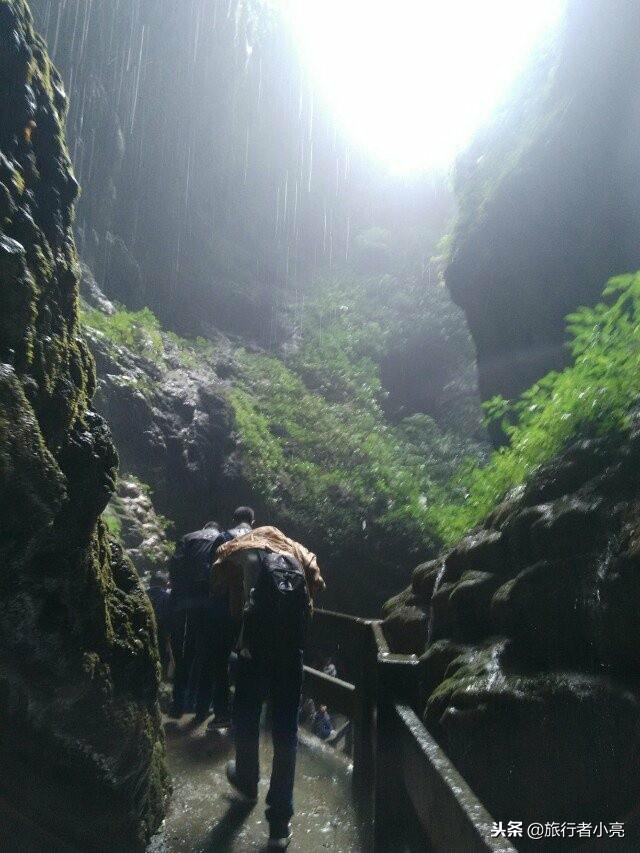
[280, 0, 564, 173]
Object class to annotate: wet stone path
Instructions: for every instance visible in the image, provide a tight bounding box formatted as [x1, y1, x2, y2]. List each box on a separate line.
[148, 715, 365, 852]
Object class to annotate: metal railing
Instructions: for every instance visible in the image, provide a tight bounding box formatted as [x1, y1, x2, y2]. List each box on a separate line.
[305, 609, 517, 853]
[304, 608, 376, 802]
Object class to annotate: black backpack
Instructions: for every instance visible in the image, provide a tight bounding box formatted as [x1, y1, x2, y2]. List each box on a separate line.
[245, 551, 310, 653]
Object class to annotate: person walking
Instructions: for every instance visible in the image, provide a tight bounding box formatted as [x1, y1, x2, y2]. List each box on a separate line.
[169, 521, 224, 718]
[227, 506, 255, 540]
[213, 526, 325, 849]
[198, 507, 255, 729]
[312, 705, 335, 741]
[169, 508, 255, 721]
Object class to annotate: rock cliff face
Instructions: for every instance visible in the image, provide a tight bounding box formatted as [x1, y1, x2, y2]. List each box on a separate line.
[80, 286, 487, 616]
[447, 0, 640, 414]
[0, 2, 166, 849]
[385, 4, 640, 823]
[83, 287, 247, 539]
[384, 426, 640, 830]
[104, 476, 175, 583]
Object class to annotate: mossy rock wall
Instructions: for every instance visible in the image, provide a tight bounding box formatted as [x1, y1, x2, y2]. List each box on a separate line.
[0, 2, 166, 849]
[384, 428, 640, 831]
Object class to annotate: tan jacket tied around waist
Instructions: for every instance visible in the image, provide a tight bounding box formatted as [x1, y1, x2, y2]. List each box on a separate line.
[212, 525, 326, 617]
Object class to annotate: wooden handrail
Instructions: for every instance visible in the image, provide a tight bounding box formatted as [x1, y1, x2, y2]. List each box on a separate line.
[303, 665, 356, 717]
[313, 607, 372, 626]
[307, 609, 374, 663]
[306, 609, 378, 811]
[372, 615, 515, 852]
[371, 619, 391, 655]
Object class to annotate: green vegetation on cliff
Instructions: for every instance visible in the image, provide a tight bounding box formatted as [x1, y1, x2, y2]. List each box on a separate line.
[82, 261, 485, 607]
[225, 249, 484, 573]
[430, 272, 640, 542]
[230, 341, 479, 573]
[82, 306, 165, 362]
[289, 256, 480, 430]
[231, 348, 435, 553]
[81, 304, 218, 370]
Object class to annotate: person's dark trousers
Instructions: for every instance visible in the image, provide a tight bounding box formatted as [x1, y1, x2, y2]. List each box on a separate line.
[233, 646, 304, 829]
[171, 606, 198, 714]
[194, 605, 238, 720]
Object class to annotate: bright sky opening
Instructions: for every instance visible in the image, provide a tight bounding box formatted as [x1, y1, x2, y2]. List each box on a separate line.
[279, 0, 565, 174]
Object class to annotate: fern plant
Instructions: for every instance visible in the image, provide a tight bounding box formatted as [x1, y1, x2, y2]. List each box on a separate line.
[429, 272, 640, 543]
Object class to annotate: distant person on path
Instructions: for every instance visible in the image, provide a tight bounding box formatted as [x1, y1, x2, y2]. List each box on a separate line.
[321, 656, 337, 679]
[298, 696, 316, 726]
[169, 508, 255, 722]
[312, 705, 335, 741]
[213, 526, 325, 849]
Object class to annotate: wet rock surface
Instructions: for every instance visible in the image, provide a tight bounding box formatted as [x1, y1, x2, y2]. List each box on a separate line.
[82, 292, 247, 538]
[0, 3, 166, 849]
[105, 476, 175, 582]
[384, 428, 640, 832]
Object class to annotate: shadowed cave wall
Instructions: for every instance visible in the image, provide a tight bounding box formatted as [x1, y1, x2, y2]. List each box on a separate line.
[447, 0, 640, 413]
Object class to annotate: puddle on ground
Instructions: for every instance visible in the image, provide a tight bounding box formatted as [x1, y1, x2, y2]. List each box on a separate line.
[148, 716, 365, 852]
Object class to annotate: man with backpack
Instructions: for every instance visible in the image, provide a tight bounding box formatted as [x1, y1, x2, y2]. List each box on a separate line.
[212, 526, 325, 849]
[197, 507, 255, 728]
[169, 507, 255, 722]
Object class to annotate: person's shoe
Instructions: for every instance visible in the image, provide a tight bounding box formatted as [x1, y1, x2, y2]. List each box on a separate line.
[268, 823, 292, 849]
[207, 715, 232, 732]
[225, 761, 257, 805]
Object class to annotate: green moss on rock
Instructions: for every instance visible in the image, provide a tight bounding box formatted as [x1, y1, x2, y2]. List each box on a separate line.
[385, 424, 640, 827]
[0, 2, 166, 848]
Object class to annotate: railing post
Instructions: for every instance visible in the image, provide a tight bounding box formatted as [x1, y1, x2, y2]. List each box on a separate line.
[305, 611, 378, 816]
[305, 610, 518, 853]
[373, 626, 422, 852]
[351, 620, 376, 812]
